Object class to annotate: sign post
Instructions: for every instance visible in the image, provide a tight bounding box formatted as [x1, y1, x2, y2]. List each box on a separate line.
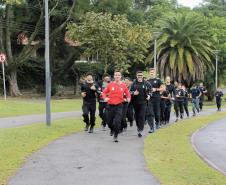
[0, 53, 6, 101]
[45, 0, 51, 126]
[213, 50, 220, 90]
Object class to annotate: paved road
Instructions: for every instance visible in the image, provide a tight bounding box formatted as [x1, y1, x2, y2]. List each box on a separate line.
[0, 105, 219, 129]
[192, 116, 226, 176]
[8, 126, 160, 185]
[6, 108, 224, 185]
[0, 111, 81, 129]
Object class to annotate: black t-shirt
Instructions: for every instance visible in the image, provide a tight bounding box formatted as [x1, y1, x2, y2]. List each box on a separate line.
[175, 89, 185, 102]
[199, 86, 207, 99]
[130, 80, 152, 104]
[190, 87, 201, 99]
[215, 91, 224, 101]
[161, 90, 170, 102]
[148, 78, 162, 98]
[184, 89, 189, 102]
[199, 87, 207, 94]
[81, 82, 97, 103]
[166, 83, 175, 97]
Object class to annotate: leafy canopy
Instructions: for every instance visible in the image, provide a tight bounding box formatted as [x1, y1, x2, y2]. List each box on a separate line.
[67, 12, 151, 72]
[151, 12, 214, 84]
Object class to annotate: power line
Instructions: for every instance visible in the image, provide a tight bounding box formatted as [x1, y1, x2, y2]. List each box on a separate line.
[0, 20, 45, 33]
[0, 24, 45, 35]
[1, 19, 44, 28]
[0, 21, 68, 41]
[1, 0, 75, 11]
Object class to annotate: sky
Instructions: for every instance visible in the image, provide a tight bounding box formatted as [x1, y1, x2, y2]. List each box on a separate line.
[177, 0, 203, 8]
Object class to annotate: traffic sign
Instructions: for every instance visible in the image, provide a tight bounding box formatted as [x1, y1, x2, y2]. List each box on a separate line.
[0, 53, 6, 63]
[0, 53, 7, 100]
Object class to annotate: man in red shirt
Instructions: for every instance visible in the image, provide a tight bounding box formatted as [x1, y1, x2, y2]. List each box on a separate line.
[102, 71, 131, 142]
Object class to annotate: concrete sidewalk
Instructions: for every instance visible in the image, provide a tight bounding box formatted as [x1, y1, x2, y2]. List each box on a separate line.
[8, 126, 160, 185]
[0, 111, 81, 128]
[192, 116, 226, 176]
[0, 106, 219, 129]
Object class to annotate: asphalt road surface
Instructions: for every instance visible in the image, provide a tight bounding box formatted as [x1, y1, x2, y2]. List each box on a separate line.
[8, 126, 160, 185]
[192, 116, 226, 176]
[6, 108, 226, 185]
[0, 111, 81, 129]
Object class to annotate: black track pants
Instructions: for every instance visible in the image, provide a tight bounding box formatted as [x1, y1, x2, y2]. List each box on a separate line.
[133, 103, 147, 132]
[82, 101, 96, 127]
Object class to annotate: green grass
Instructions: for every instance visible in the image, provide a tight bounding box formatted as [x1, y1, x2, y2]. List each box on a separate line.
[0, 117, 97, 185]
[0, 98, 82, 117]
[144, 111, 226, 185]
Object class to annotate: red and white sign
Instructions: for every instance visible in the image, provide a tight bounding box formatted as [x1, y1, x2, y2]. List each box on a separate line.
[0, 53, 6, 63]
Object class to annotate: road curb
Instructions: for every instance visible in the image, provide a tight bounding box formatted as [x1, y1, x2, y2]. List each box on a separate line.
[190, 117, 226, 177]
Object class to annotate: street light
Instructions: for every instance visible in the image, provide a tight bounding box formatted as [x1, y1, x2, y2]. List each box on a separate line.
[154, 38, 157, 72]
[152, 32, 161, 73]
[213, 50, 220, 90]
[45, 0, 51, 126]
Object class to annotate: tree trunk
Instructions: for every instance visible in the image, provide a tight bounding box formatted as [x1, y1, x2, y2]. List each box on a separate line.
[74, 73, 81, 95]
[5, 5, 21, 97]
[104, 59, 108, 73]
[0, 17, 4, 52]
[8, 71, 22, 97]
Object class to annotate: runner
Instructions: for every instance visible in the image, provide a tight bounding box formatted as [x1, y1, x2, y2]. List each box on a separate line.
[199, 82, 207, 111]
[97, 73, 111, 131]
[124, 77, 134, 127]
[182, 84, 189, 117]
[165, 76, 175, 123]
[174, 83, 185, 122]
[81, 73, 98, 133]
[120, 78, 131, 132]
[190, 83, 201, 116]
[148, 68, 163, 129]
[215, 88, 224, 111]
[130, 71, 151, 137]
[146, 98, 155, 133]
[102, 71, 131, 142]
[160, 84, 170, 125]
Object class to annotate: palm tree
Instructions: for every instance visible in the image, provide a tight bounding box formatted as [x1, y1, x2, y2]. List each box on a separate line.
[149, 13, 214, 84]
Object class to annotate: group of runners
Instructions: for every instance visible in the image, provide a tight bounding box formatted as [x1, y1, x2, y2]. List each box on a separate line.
[80, 68, 224, 142]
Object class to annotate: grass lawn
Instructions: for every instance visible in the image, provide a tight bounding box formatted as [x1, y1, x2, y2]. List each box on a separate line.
[0, 98, 82, 117]
[144, 111, 226, 185]
[0, 117, 98, 185]
[0, 96, 224, 118]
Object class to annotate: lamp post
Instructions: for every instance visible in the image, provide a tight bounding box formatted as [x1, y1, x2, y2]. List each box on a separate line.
[45, 0, 51, 126]
[153, 32, 161, 73]
[213, 50, 220, 90]
[154, 38, 157, 72]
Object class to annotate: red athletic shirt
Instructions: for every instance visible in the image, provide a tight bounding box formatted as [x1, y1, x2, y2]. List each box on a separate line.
[102, 81, 131, 105]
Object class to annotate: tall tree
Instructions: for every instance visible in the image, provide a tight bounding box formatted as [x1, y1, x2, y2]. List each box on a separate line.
[91, 0, 132, 15]
[207, 16, 226, 85]
[0, 0, 77, 96]
[195, 0, 226, 17]
[195, 1, 226, 86]
[150, 12, 214, 84]
[67, 12, 151, 73]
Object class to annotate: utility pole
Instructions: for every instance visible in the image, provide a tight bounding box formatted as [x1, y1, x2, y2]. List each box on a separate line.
[154, 38, 157, 72]
[216, 53, 218, 90]
[153, 32, 161, 73]
[213, 50, 220, 90]
[0, 53, 6, 101]
[45, 0, 51, 126]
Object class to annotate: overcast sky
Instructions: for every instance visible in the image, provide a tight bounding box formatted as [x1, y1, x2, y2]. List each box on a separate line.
[177, 0, 203, 8]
